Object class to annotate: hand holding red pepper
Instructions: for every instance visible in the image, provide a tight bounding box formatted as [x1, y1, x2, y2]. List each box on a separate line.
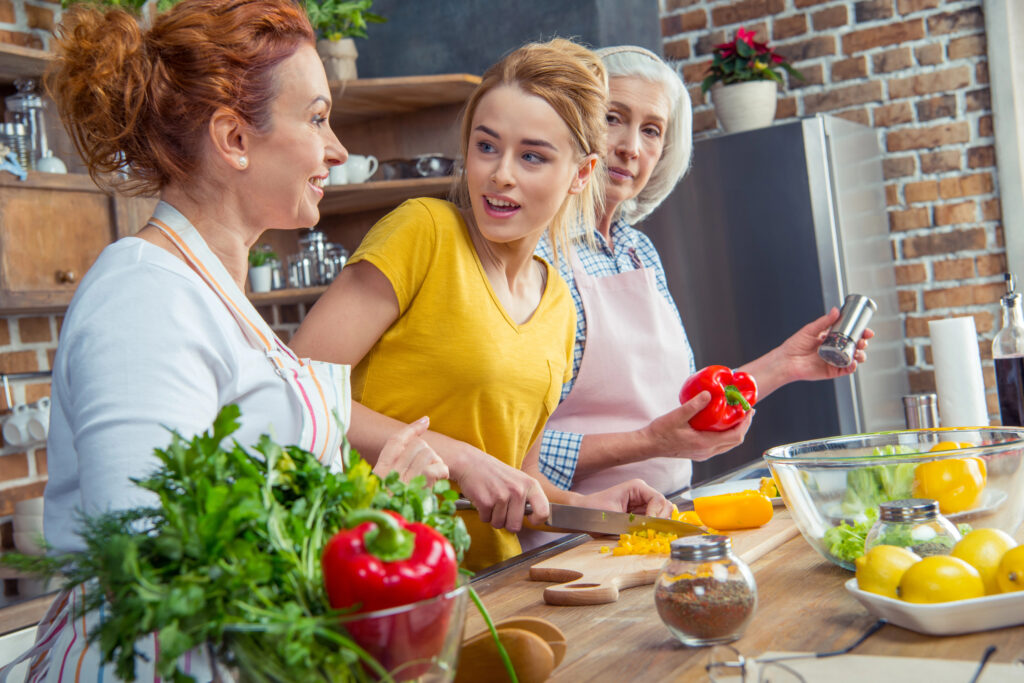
[679, 365, 757, 431]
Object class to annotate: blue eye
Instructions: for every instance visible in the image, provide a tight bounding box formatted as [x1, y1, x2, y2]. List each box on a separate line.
[523, 151, 545, 164]
[476, 140, 496, 153]
[313, 114, 328, 127]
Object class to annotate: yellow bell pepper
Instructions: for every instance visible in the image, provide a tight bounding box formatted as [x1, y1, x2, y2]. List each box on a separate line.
[693, 490, 773, 530]
[912, 451, 986, 515]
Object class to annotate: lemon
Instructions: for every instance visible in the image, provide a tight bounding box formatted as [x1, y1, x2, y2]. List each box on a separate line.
[929, 441, 975, 451]
[952, 529, 1017, 594]
[897, 555, 985, 603]
[996, 544, 1024, 593]
[855, 545, 921, 599]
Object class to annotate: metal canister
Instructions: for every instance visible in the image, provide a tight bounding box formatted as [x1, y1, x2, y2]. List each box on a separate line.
[818, 294, 877, 368]
[903, 393, 939, 429]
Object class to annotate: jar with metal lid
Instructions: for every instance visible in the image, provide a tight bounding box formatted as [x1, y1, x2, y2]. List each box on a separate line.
[864, 498, 961, 557]
[653, 535, 757, 647]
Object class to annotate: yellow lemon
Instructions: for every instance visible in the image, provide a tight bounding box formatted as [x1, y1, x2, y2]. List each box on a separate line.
[929, 441, 975, 451]
[855, 545, 921, 599]
[952, 529, 1017, 595]
[996, 544, 1024, 593]
[897, 555, 985, 603]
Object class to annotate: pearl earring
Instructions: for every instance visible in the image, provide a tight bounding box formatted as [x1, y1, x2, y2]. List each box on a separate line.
[238, 156, 248, 169]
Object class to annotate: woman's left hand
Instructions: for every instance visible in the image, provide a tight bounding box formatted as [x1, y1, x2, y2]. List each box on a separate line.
[577, 478, 675, 519]
[373, 416, 450, 486]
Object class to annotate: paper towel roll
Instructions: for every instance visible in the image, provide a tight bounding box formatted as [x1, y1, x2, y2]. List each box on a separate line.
[928, 317, 990, 428]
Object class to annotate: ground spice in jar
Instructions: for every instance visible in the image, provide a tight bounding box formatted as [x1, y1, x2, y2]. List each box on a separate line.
[655, 576, 756, 641]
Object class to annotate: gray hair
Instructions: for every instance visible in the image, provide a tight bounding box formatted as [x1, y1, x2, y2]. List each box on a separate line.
[596, 46, 693, 224]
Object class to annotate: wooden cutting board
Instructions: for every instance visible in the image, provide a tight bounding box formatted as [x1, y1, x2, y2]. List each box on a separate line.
[529, 510, 799, 605]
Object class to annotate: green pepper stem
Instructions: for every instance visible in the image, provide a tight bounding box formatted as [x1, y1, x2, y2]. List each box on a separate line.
[344, 509, 415, 563]
[724, 385, 752, 412]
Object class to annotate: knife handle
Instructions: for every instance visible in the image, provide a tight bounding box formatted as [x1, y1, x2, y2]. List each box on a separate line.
[455, 498, 534, 516]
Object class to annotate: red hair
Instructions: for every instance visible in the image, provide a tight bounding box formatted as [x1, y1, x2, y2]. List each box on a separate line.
[47, 0, 315, 195]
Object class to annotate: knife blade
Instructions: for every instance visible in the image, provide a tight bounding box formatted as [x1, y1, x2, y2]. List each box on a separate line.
[454, 499, 704, 537]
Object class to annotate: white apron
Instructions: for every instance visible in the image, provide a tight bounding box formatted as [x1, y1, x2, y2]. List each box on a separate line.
[520, 246, 692, 550]
[2, 204, 351, 682]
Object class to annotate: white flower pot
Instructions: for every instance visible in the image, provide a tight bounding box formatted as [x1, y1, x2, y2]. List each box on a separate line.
[249, 265, 273, 293]
[710, 81, 778, 134]
[317, 38, 358, 81]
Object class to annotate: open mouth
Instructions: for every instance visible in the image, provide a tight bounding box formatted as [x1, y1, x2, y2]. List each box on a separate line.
[483, 195, 521, 217]
[309, 175, 327, 196]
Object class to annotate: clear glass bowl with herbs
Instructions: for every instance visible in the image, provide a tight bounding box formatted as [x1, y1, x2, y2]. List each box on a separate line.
[763, 427, 1024, 571]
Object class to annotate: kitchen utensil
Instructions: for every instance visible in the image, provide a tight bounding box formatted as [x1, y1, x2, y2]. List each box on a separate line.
[3, 403, 33, 447]
[4, 79, 48, 169]
[902, 393, 939, 429]
[456, 627, 555, 683]
[818, 294, 876, 368]
[414, 154, 456, 177]
[529, 512, 799, 605]
[379, 158, 414, 180]
[341, 154, 378, 183]
[328, 164, 347, 185]
[763, 427, 1024, 571]
[454, 498, 703, 537]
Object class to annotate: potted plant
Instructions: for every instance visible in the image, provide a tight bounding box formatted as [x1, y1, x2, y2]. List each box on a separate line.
[305, 0, 386, 81]
[248, 244, 278, 294]
[700, 27, 804, 134]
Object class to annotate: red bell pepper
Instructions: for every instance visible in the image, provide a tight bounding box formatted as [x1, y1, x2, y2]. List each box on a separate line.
[322, 509, 458, 676]
[679, 365, 757, 431]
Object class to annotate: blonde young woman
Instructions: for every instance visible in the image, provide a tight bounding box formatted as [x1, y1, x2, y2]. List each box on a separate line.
[292, 39, 673, 571]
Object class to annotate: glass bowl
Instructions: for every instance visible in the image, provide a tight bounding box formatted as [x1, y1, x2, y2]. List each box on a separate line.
[763, 427, 1024, 571]
[337, 578, 470, 682]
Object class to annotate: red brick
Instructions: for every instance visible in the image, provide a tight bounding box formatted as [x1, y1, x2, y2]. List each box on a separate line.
[710, 0, 786, 26]
[25, 382, 50, 403]
[982, 198, 1001, 221]
[46, 347, 56, 369]
[886, 121, 970, 151]
[777, 35, 836, 65]
[873, 47, 913, 73]
[905, 345, 919, 367]
[933, 258, 974, 281]
[914, 44, 943, 66]
[927, 7, 984, 36]
[0, 0, 13, 23]
[687, 85, 705, 107]
[915, 94, 956, 122]
[682, 61, 712, 86]
[661, 14, 685, 37]
[812, 5, 848, 30]
[898, 289, 918, 313]
[884, 155, 916, 178]
[24, 4, 53, 31]
[979, 115, 993, 138]
[795, 0, 830, 6]
[17, 317, 51, 344]
[0, 481, 46, 516]
[831, 56, 867, 82]
[889, 206, 931, 231]
[773, 14, 807, 40]
[804, 81, 883, 115]
[977, 62, 988, 85]
[948, 34, 987, 60]
[664, 38, 691, 61]
[681, 9, 707, 31]
[0, 319, 9, 347]
[0, 351, 38, 374]
[898, 0, 940, 14]
[966, 88, 990, 113]
[776, 96, 797, 120]
[855, 0, 894, 22]
[895, 262, 928, 284]
[0, 453, 28, 480]
[908, 370, 935, 392]
[904, 180, 937, 203]
[885, 183, 900, 206]
[976, 253, 1007, 277]
[939, 172, 993, 199]
[665, 0, 699, 10]
[967, 145, 995, 170]
[834, 108, 870, 126]
[34, 449, 47, 477]
[920, 150, 961, 173]
[873, 101, 914, 127]
[923, 282, 1003, 309]
[902, 227, 986, 258]
[842, 18, 925, 55]
[693, 108, 717, 134]
[888, 66, 971, 99]
[933, 201, 977, 226]
[788, 63, 823, 90]
[0, 30, 44, 49]
[695, 31, 727, 56]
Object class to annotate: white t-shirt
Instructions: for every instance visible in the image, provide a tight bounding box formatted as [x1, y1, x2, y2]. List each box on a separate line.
[44, 237, 303, 553]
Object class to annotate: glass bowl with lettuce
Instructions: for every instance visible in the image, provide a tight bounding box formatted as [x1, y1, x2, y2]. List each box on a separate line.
[763, 427, 1024, 570]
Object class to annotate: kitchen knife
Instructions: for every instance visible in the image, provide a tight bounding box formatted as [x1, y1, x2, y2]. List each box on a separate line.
[454, 499, 704, 537]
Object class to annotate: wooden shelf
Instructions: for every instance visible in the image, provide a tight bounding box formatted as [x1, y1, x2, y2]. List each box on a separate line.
[330, 73, 480, 125]
[319, 176, 452, 216]
[249, 285, 327, 306]
[0, 171, 101, 191]
[0, 43, 52, 85]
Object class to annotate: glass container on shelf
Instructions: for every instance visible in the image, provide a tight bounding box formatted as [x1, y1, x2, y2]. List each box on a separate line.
[864, 498, 961, 557]
[993, 272, 1024, 427]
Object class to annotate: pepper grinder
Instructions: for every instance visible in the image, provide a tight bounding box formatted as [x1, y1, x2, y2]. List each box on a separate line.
[818, 294, 877, 368]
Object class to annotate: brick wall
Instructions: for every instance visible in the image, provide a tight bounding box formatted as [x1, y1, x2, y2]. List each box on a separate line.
[660, 0, 1003, 414]
[0, 0, 57, 49]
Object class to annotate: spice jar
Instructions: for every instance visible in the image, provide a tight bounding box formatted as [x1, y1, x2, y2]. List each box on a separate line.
[654, 535, 757, 647]
[864, 498, 961, 557]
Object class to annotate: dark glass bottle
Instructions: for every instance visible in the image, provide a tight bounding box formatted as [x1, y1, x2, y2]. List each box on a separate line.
[993, 273, 1024, 427]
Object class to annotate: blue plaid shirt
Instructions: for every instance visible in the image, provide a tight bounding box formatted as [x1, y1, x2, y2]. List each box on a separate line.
[535, 219, 694, 489]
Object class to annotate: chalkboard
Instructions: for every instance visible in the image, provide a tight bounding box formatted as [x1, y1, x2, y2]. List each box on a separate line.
[353, 0, 662, 78]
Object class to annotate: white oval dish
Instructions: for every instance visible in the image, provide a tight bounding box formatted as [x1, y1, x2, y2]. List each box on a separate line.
[845, 578, 1024, 636]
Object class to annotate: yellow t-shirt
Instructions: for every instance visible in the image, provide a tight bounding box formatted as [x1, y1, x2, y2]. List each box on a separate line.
[349, 198, 575, 571]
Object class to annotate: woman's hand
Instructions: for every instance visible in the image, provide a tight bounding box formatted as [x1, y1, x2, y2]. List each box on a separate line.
[577, 478, 675, 519]
[449, 450, 550, 533]
[639, 390, 754, 462]
[372, 416, 449, 486]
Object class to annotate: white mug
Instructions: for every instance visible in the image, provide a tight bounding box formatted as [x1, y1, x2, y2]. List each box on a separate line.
[328, 164, 347, 185]
[3, 404, 33, 447]
[342, 154, 378, 183]
[27, 397, 50, 443]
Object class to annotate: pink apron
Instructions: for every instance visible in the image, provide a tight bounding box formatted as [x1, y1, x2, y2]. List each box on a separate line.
[2, 203, 350, 683]
[519, 246, 692, 550]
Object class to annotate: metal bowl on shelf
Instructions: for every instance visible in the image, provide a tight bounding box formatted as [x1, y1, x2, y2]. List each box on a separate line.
[379, 154, 457, 180]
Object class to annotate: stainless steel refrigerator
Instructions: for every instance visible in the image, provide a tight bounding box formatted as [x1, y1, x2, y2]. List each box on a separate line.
[643, 114, 909, 483]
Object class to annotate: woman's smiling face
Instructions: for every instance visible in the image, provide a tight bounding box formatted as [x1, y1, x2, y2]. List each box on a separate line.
[464, 84, 586, 250]
[604, 76, 671, 212]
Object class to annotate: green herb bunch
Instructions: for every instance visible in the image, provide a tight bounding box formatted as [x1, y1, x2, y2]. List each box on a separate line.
[248, 245, 279, 268]
[4, 405, 469, 682]
[304, 0, 385, 42]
